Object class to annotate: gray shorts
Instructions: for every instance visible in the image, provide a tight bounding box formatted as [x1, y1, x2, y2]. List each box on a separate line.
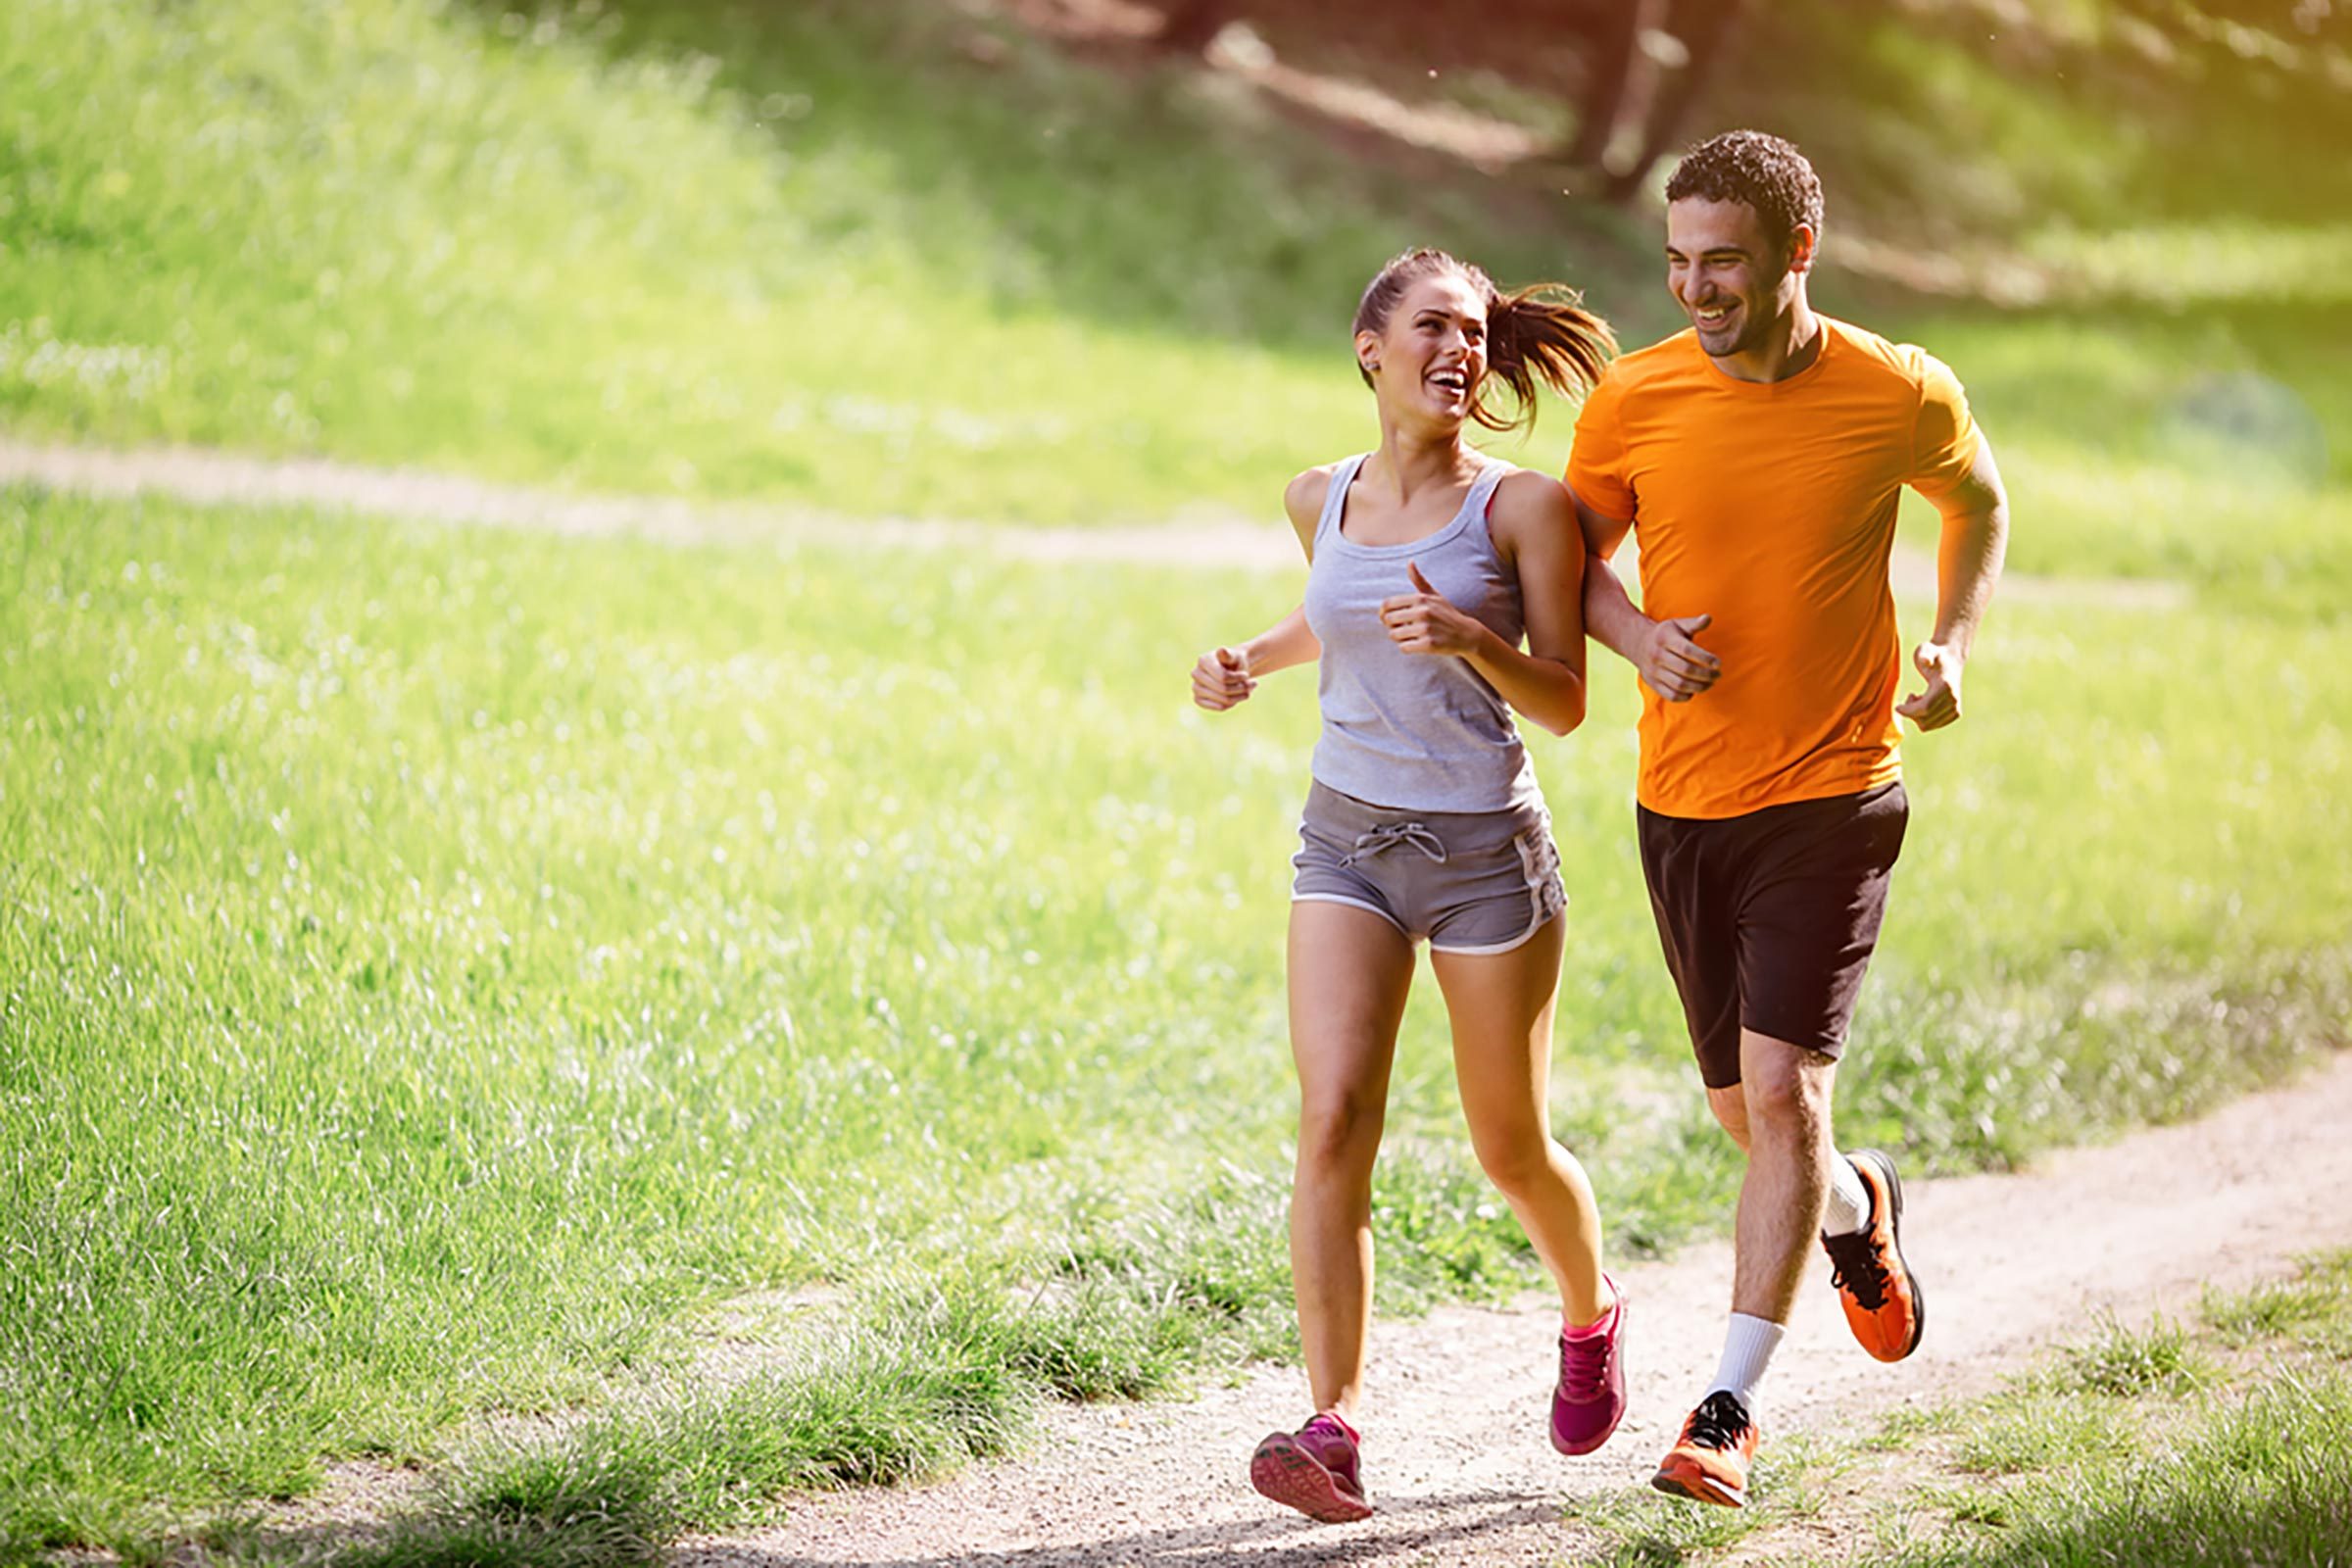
[1291, 780, 1566, 955]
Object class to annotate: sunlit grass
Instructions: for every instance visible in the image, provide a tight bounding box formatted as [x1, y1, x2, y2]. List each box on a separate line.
[1858, 1253, 2352, 1568]
[2, 486, 2347, 1552]
[0, 0, 1633, 522]
[1557, 1253, 2352, 1565]
[2017, 221, 2352, 308]
[2202, 1248, 2352, 1357]
[1879, 302, 2352, 612]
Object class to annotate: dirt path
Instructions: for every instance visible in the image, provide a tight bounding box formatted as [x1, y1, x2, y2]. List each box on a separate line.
[679, 1049, 2352, 1568]
[0, 435, 2186, 608]
[0, 434, 1301, 568]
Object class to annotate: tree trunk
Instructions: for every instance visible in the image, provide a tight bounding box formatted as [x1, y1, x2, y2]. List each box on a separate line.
[1606, 0, 1748, 202]
[1154, 0, 1232, 55]
[1563, 0, 1652, 169]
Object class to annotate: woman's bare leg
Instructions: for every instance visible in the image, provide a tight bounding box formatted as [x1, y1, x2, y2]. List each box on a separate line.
[1286, 900, 1416, 1416]
[1431, 916, 1611, 1324]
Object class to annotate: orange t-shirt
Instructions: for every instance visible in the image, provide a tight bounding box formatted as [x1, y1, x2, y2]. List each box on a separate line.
[1567, 318, 1981, 820]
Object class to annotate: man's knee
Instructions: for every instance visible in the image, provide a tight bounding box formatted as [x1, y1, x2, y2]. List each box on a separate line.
[1739, 1031, 1835, 1139]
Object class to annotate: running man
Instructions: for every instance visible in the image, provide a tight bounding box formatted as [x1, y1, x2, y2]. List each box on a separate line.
[1565, 130, 2011, 1507]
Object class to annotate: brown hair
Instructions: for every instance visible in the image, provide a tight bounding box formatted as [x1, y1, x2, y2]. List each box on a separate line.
[1665, 130, 1824, 262]
[1351, 248, 1616, 434]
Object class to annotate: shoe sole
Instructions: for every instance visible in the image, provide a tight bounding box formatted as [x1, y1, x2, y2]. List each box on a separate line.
[1650, 1460, 1745, 1508]
[1551, 1416, 1623, 1457]
[1856, 1149, 1926, 1361]
[1250, 1435, 1373, 1523]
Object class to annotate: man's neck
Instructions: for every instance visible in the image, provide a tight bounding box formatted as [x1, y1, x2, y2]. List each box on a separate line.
[1710, 297, 1825, 384]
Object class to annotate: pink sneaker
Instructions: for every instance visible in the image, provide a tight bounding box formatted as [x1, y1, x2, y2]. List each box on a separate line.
[1250, 1410, 1373, 1522]
[1550, 1274, 1628, 1455]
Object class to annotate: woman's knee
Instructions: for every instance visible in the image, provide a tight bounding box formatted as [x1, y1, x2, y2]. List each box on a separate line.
[1466, 1113, 1555, 1196]
[1297, 1091, 1387, 1177]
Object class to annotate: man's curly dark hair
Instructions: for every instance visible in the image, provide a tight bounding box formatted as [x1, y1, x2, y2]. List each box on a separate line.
[1664, 130, 1824, 261]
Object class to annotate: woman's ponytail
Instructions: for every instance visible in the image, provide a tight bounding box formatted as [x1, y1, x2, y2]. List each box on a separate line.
[1476, 285, 1616, 436]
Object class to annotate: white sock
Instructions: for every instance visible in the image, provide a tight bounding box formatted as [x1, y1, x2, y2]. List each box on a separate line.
[1821, 1151, 1872, 1238]
[1704, 1312, 1786, 1414]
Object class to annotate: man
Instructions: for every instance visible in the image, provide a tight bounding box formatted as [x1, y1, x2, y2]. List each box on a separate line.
[1566, 129, 2010, 1508]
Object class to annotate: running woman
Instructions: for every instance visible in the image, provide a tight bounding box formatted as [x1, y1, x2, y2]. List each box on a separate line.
[1567, 131, 2012, 1508]
[1192, 249, 1624, 1523]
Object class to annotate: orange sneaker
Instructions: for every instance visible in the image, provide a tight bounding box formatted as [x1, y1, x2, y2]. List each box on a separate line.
[1821, 1149, 1925, 1362]
[1650, 1390, 1758, 1508]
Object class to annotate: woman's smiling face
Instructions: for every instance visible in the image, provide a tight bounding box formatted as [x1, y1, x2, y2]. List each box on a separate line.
[1359, 270, 1489, 429]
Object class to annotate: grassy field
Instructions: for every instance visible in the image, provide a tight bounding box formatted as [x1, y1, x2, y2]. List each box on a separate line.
[0, 0, 1635, 521]
[1892, 302, 2352, 616]
[1561, 1250, 2352, 1566]
[5, 0, 2351, 1560]
[5, 0, 2350, 601]
[4, 481, 2347, 1560]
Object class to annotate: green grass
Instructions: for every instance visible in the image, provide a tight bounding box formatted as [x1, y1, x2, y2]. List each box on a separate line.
[2202, 1248, 2352, 1360]
[443, 1281, 1039, 1518]
[1876, 1258, 2352, 1568]
[5, 1, 2352, 1560]
[1871, 300, 2352, 615]
[1558, 1252, 2352, 1567]
[1558, 1434, 1835, 1565]
[2047, 1315, 2212, 1399]
[8, 0, 2351, 606]
[0, 0, 1645, 522]
[3, 483, 2348, 1557]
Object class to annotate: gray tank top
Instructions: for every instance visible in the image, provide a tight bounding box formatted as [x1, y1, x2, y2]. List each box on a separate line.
[1303, 454, 1541, 813]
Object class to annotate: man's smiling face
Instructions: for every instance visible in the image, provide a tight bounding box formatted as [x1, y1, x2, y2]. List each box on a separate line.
[1665, 196, 1810, 361]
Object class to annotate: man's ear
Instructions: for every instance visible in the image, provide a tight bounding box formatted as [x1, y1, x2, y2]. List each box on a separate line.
[1784, 222, 1820, 276]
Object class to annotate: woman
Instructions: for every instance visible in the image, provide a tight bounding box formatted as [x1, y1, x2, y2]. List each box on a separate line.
[1192, 249, 1625, 1522]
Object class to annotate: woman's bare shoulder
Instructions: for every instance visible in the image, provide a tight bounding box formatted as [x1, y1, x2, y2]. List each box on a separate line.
[1283, 462, 1347, 550]
[1487, 467, 1575, 544]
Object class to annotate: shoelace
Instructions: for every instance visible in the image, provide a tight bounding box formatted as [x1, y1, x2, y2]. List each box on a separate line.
[1557, 1325, 1615, 1400]
[1684, 1390, 1753, 1452]
[1341, 821, 1448, 867]
[1823, 1227, 1892, 1310]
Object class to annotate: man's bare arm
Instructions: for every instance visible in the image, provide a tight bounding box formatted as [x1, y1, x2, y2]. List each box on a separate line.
[1571, 491, 1720, 703]
[1898, 438, 2010, 731]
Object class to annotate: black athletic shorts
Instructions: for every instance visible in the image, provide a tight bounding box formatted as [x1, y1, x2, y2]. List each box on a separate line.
[1636, 781, 1908, 1090]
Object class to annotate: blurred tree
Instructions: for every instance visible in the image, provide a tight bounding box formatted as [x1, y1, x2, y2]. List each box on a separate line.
[1563, 0, 1750, 201]
[1562, 0, 1652, 170]
[1144, 0, 1752, 201]
[1128, 0, 2345, 224]
[1154, 0, 1230, 54]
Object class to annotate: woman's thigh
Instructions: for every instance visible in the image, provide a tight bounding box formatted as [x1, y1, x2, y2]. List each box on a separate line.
[1286, 898, 1417, 1125]
[1430, 913, 1566, 1143]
